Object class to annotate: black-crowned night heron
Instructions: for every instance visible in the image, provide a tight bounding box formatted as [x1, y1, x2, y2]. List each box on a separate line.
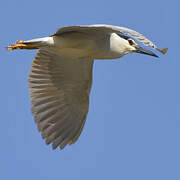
[8, 24, 168, 150]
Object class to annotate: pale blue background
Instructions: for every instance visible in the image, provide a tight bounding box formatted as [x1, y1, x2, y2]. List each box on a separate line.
[1, 0, 179, 179]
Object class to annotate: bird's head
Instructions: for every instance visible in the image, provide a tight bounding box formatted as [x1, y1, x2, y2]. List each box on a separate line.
[127, 38, 158, 57]
[118, 34, 158, 57]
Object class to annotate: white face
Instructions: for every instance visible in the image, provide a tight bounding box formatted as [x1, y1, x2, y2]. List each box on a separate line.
[109, 34, 137, 57]
[124, 38, 138, 53]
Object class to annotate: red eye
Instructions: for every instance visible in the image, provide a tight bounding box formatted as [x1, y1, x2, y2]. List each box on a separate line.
[128, 39, 134, 45]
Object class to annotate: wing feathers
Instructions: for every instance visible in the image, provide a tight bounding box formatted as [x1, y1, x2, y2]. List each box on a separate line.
[29, 49, 94, 149]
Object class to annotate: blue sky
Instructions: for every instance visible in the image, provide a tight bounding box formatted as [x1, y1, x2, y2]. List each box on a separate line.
[1, 0, 179, 179]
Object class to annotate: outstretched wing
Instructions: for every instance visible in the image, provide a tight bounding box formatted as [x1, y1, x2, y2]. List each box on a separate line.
[52, 24, 167, 54]
[28, 50, 94, 149]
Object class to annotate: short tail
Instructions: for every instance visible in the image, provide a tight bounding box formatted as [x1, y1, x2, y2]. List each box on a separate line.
[7, 37, 52, 50]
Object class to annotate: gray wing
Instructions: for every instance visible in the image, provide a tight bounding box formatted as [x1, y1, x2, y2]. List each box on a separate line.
[28, 50, 94, 149]
[52, 24, 167, 54]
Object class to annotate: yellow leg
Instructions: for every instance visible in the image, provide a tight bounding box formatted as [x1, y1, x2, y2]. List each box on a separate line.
[7, 40, 38, 50]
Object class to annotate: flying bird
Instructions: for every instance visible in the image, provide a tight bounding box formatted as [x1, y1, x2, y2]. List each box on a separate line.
[8, 24, 168, 150]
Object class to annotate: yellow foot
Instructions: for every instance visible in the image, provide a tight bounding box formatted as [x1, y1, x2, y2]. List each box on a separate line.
[17, 40, 25, 44]
[7, 40, 38, 50]
[7, 40, 26, 50]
